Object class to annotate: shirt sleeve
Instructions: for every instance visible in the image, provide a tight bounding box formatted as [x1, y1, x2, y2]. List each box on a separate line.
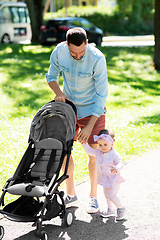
[46, 47, 61, 83]
[82, 143, 97, 157]
[92, 56, 108, 117]
[113, 152, 124, 172]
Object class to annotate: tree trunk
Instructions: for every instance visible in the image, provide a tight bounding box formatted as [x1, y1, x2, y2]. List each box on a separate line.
[43, 0, 50, 18]
[153, 0, 160, 70]
[26, 0, 43, 43]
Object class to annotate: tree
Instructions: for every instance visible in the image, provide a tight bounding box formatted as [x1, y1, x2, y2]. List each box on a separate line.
[25, 0, 44, 43]
[153, 0, 160, 70]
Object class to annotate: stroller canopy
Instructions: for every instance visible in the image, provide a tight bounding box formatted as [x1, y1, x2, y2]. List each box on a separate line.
[29, 100, 77, 146]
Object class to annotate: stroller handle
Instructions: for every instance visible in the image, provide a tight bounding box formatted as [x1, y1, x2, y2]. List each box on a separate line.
[51, 99, 77, 116]
[65, 99, 77, 116]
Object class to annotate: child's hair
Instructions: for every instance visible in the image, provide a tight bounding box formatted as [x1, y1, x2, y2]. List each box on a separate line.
[98, 128, 115, 142]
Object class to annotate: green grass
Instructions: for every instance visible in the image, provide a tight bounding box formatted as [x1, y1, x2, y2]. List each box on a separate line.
[0, 44, 160, 203]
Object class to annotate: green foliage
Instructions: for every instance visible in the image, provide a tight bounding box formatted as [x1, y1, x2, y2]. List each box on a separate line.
[45, 5, 114, 20]
[0, 44, 160, 204]
[117, 0, 132, 14]
[44, 4, 154, 35]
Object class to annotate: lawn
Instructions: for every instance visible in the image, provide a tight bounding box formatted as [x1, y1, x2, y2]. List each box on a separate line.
[0, 44, 160, 202]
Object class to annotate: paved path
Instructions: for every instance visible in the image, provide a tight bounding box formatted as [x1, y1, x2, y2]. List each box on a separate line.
[102, 35, 154, 47]
[1, 148, 160, 240]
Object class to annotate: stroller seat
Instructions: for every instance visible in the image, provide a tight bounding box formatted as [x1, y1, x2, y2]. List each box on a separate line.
[7, 138, 63, 197]
[31, 138, 63, 179]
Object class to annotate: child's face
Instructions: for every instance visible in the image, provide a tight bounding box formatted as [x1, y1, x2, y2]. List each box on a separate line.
[98, 138, 113, 153]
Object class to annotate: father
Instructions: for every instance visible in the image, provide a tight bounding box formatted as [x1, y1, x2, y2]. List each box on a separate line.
[46, 27, 108, 213]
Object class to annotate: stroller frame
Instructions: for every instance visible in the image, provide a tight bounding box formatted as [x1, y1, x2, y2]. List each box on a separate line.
[0, 100, 77, 240]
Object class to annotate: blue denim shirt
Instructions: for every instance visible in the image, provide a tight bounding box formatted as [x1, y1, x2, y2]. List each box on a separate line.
[46, 42, 108, 119]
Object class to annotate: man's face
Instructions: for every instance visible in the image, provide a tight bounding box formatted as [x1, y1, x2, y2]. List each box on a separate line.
[66, 41, 87, 60]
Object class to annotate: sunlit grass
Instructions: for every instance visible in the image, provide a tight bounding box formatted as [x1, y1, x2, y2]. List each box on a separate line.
[0, 44, 160, 204]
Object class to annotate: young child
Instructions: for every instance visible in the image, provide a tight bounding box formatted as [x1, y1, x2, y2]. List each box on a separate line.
[82, 128, 125, 220]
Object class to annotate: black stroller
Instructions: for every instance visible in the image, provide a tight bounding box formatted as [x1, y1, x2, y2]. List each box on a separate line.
[0, 100, 77, 240]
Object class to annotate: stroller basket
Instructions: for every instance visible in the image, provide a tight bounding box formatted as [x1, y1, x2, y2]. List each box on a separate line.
[1, 194, 61, 223]
[1, 196, 42, 222]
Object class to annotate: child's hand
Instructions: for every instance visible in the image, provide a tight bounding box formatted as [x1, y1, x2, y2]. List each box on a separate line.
[110, 166, 118, 174]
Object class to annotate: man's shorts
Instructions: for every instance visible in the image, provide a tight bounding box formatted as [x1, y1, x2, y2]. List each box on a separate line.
[74, 114, 105, 144]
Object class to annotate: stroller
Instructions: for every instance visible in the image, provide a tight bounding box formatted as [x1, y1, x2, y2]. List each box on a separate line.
[0, 100, 77, 240]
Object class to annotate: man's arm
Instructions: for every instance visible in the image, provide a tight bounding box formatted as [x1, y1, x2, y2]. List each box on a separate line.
[48, 81, 69, 102]
[46, 45, 69, 102]
[92, 56, 108, 117]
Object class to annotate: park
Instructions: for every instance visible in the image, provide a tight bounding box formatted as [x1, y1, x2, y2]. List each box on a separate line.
[0, 1, 160, 239]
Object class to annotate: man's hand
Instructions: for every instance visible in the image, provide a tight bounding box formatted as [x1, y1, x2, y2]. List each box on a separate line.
[77, 125, 93, 144]
[48, 81, 69, 103]
[77, 115, 99, 144]
[54, 93, 68, 103]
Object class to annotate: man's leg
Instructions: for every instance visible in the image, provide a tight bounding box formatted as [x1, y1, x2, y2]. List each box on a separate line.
[62, 154, 78, 207]
[86, 143, 99, 213]
[88, 143, 98, 197]
[85, 114, 105, 213]
[65, 151, 97, 198]
[64, 155, 76, 196]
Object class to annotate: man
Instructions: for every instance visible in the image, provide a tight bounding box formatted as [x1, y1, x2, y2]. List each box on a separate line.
[46, 27, 108, 213]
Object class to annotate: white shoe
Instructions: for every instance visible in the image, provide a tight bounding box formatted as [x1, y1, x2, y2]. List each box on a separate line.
[86, 197, 99, 213]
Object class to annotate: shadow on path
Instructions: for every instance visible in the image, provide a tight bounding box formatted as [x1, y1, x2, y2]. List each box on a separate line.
[14, 207, 129, 240]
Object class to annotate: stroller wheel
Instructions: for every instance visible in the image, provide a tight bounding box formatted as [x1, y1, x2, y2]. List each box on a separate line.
[62, 210, 73, 227]
[0, 226, 4, 240]
[35, 230, 48, 240]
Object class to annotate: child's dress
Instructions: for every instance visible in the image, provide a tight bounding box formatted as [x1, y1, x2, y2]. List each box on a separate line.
[82, 143, 125, 188]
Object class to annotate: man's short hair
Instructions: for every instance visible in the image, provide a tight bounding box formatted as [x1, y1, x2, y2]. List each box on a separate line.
[66, 27, 87, 46]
